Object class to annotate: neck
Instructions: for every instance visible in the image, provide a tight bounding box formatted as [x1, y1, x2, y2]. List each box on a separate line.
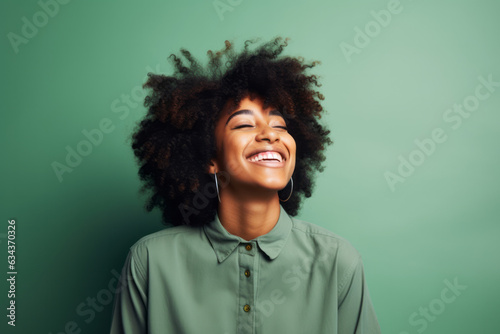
[216, 187, 281, 241]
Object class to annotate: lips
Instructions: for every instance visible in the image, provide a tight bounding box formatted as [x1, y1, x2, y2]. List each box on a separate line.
[246, 148, 287, 163]
[247, 151, 283, 163]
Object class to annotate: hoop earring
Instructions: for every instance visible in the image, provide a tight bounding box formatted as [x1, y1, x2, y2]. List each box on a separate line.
[214, 172, 221, 203]
[279, 177, 293, 202]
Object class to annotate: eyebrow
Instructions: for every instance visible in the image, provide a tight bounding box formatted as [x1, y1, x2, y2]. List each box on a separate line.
[225, 109, 285, 126]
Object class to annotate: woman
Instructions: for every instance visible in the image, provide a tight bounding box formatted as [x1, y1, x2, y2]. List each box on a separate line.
[110, 37, 381, 333]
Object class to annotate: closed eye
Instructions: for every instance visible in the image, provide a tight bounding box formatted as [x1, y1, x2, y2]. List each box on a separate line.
[233, 124, 253, 129]
[233, 125, 287, 130]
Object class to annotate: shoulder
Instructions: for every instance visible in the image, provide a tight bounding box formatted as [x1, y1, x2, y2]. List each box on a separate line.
[291, 217, 361, 256]
[128, 225, 200, 260]
[290, 216, 362, 275]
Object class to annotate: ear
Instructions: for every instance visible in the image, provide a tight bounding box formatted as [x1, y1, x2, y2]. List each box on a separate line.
[207, 159, 219, 175]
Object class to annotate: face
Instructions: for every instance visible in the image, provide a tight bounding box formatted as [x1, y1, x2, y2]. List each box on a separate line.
[209, 95, 296, 195]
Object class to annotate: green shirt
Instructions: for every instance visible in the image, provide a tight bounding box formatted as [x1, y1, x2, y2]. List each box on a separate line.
[110, 205, 381, 333]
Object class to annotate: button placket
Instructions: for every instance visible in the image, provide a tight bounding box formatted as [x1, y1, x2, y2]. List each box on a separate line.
[238, 242, 256, 333]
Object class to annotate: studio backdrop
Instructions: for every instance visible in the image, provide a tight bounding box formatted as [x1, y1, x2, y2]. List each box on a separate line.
[1, 0, 499, 333]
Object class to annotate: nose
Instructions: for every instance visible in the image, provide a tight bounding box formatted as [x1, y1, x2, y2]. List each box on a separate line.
[255, 124, 279, 143]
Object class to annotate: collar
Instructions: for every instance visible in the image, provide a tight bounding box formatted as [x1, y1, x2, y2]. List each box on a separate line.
[203, 205, 293, 263]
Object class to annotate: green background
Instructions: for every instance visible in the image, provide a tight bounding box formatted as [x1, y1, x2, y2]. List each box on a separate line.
[1, 0, 499, 333]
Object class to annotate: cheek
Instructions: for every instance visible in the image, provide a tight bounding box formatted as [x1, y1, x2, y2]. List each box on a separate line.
[219, 137, 246, 177]
[286, 136, 297, 155]
[286, 136, 297, 171]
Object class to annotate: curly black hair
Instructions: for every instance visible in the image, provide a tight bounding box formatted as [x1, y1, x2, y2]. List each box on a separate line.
[130, 37, 333, 227]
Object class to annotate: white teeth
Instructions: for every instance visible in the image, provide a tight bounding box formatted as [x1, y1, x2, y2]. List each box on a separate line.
[248, 151, 283, 162]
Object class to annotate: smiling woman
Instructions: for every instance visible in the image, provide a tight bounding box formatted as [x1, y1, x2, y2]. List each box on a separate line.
[208, 95, 298, 240]
[109, 37, 381, 333]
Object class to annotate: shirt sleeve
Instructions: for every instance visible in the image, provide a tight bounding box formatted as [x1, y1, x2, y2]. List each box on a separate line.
[337, 256, 381, 334]
[109, 247, 148, 334]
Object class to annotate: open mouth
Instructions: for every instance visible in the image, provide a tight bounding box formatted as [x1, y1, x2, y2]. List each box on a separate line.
[246, 151, 285, 163]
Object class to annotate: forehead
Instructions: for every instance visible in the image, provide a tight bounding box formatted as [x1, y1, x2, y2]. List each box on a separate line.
[224, 109, 284, 125]
[220, 96, 283, 122]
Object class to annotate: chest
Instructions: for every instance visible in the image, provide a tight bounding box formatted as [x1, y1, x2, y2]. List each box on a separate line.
[146, 247, 340, 333]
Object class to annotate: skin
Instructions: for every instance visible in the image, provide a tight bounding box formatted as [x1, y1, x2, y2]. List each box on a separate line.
[207, 95, 296, 241]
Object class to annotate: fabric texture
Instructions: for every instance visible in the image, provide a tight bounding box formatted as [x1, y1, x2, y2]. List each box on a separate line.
[109, 205, 381, 333]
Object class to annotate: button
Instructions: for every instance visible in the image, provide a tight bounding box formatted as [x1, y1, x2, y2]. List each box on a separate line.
[243, 304, 251, 312]
[244, 270, 251, 277]
[245, 244, 252, 251]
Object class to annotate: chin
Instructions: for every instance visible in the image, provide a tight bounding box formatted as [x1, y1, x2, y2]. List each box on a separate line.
[260, 179, 289, 191]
